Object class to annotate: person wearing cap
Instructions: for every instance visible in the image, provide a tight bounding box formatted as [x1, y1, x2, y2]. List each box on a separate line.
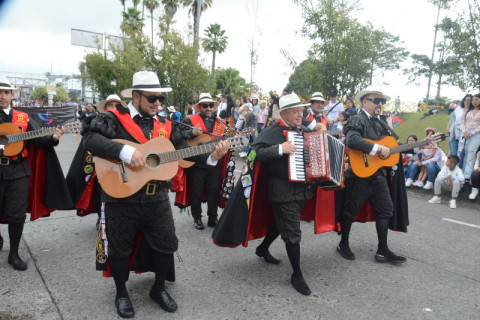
[66, 94, 127, 227]
[178, 92, 231, 230]
[305, 91, 328, 131]
[336, 87, 407, 265]
[0, 76, 65, 271]
[83, 72, 229, 318]
[324, 89, 344, 130]
[167, 106, 181, 122]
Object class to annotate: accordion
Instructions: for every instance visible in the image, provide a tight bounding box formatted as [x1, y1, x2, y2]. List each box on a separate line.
[287, 131, 345, 189]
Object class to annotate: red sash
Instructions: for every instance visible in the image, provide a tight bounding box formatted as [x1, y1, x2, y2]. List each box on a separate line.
[108, 109, 170, 142]
[307, 112, 327, 126]
[11, 109, 29, 158]
[189, 114, 226, 137]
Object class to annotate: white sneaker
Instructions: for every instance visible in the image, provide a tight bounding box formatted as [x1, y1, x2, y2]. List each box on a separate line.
[428, 196, 441, 204]
[238, 152, 247, 158]
[449, 199, 457, 209]
[413, 181, 424, 187]
[469, 188, 479, 200]
[405, 178, 413, 187]
[423, 181, 433, 190]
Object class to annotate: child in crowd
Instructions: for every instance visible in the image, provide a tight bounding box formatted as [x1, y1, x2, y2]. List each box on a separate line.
[412, 128, 438, 188]
[428, 155, 465, 209]
[337, 111, 349, 142]
[403, 135, 420, 176]
[469, 151, 480, 199]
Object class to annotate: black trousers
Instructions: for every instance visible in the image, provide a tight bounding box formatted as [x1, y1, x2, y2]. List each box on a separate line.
[105, 200, 178, 258]
[342, 175, 393, 220]
[471, 170, 480, 188]
[271, 200, 305, 244]
[189, 166, 221, 219]
[0, 176, 29, 223]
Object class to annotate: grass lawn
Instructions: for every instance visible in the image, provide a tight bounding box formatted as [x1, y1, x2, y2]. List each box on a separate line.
[393, 112, 450, 153]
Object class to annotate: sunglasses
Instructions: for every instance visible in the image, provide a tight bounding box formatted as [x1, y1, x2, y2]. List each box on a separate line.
[366, 98, 387, 105]
[138, 91, 165, 103]
[200, 103, 215, 109]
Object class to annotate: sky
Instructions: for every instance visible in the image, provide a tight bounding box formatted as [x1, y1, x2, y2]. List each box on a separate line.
[0, 0, 467, 102]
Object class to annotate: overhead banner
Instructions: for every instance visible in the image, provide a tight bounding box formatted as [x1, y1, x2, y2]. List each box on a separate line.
[15, 106, 76, 127]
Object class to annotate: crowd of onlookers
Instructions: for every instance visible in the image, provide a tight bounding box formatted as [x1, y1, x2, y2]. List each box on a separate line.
[404, 93, 480, 209]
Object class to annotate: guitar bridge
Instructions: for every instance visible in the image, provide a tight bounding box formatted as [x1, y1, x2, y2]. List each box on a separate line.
[363, 153, 369, 167]
[118, 161, 128, 182]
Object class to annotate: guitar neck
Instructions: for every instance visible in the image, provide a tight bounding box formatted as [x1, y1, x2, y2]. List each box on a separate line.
[390, 139, 433, 154]
[7, 127, 57, 143]
[159, 142, 218, 164]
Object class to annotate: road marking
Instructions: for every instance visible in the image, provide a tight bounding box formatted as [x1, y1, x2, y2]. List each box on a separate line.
[442, 218, 480, 229]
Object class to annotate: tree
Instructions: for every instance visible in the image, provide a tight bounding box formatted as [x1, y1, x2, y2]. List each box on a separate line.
[182, 0, 213, 45]
[162, 0, 180, 19]
[119, 0, 126, 12]
[132, 0, 141, 9]
[292, 0, 408, 97]
[144, 0, 160, 45]
[215, 68, 248, 97]
[121, 7, 144, 37]
[85, 52, 118, 99]
[53, 84, 69, 104]
[285, 59, 323, 99]
[30, 87, 48, 105]
[202, 23, 228, 75]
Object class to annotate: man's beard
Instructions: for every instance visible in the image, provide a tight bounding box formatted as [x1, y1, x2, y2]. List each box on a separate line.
[138, 101, 154, 118]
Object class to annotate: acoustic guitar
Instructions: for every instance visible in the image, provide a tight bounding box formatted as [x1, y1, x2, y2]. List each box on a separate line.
[94, 134, 248, 198]
[0, 122, 82, 156]
[178, 127, 255, 168]
[349, 133, 445, 178]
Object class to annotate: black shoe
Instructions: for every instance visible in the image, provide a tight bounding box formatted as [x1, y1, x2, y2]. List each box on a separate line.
[255, 247, 281, 264]
[149, 286, 178, 313]
[193, 218, 205, 230]
[336, 242, 355, 260]
[8, 253, 27, 271]
[207, 217, 218, 228]
[375, 248, 406, 265]
[115, 295, 135, 318]
[290, 275, 312, 296]
[0, 234, 3, 251]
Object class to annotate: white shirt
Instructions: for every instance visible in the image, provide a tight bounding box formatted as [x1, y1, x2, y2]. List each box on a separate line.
[324, 100, 344, 123]
[2, 106, 11, 115]
[436, 165, 465, 182]
[119, 102, 217, 165]
[217, 101, 227, 117]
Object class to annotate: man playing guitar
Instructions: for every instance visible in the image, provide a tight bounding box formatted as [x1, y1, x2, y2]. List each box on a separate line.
[83, 72, 228, 318]
[180, 93, 231, 230]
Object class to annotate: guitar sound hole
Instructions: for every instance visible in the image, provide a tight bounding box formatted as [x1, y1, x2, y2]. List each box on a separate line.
[146, 154, 161, 167]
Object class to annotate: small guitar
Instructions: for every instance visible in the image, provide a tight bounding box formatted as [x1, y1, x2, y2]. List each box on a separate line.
[0, 122, 82, 156]
[94, 134, 248, 198]
[349, 133, 445, 178]
[178, 127, 255, 168]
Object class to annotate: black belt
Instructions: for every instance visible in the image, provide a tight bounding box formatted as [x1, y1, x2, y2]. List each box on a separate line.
[0, 156, 23, 165]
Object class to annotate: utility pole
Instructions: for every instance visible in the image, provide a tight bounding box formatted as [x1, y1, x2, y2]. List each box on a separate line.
[426, 6, 440, 106]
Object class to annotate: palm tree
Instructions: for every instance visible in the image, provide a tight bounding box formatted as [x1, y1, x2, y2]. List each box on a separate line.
[119, 0, 126, 12]
[182, 0, 213, 45]
[162, 0, 180, 19]
[202, 23, 228, 75]
[121, 7, 144, 37]
[144, 0, 159, 45]
[132, 0, 141, 9]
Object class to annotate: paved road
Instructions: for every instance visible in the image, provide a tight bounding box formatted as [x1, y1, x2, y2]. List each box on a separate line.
[1, 134, 479, 320]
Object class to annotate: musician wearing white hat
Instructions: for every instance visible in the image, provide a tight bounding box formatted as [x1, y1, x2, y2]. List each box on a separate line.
[83, 71, 230, 318]
[0, 75, 65, 271]
[337, 86, 408, 265]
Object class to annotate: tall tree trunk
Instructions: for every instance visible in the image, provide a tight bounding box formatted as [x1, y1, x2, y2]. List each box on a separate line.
[212, 50, 216, 75]
[426, 6, 441, 105]
[151, 14, 154, 46]
[435, 72, 443, 106]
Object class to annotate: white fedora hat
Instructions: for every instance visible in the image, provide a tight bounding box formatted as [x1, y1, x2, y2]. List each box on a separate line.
[194, 93, 217, 112]
[167, 106, 176, 113]
[0, 75, 20, 93]
[354, 86, 391, 108]
[121, 71, 172, 98]
[310, 91, 326, 102]
[279, 92, 310, 112]
[98, 94, 127, 112]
